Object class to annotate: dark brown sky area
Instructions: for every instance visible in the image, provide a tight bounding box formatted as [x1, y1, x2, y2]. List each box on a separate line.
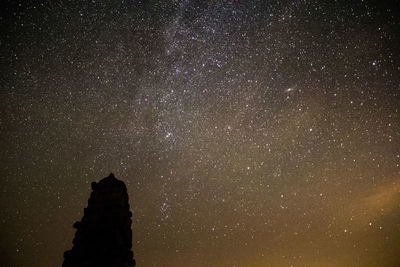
[1, 0, 400, 266]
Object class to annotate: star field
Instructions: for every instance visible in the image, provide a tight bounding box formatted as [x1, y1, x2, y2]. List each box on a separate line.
[1, 1, 400, 266]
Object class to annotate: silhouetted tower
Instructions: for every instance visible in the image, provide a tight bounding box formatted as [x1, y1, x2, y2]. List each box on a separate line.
[63, 173, 136, 267]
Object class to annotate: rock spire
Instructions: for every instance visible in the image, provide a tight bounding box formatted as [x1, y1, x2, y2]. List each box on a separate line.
[63, 173, 136, 267]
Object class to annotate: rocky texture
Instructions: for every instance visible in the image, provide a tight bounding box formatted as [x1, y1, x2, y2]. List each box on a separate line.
[63, 173, 136, 267]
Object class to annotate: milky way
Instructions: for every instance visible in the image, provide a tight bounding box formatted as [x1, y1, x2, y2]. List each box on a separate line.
[1, 1, 400, 266]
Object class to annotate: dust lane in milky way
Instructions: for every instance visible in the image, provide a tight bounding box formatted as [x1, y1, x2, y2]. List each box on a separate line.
[1, 1, 399, 266]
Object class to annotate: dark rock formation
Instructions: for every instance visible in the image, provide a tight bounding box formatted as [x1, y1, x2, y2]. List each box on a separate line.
[63, 173, 136, 267]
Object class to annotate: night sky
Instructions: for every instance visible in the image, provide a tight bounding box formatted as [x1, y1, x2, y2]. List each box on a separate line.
[1, 0, 400, 266]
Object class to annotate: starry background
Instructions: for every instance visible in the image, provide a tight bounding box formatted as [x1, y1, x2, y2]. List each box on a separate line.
[1, 0, 400, 266]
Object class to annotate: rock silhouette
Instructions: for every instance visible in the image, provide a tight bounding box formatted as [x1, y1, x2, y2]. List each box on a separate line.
[63, 173, 136, 267]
